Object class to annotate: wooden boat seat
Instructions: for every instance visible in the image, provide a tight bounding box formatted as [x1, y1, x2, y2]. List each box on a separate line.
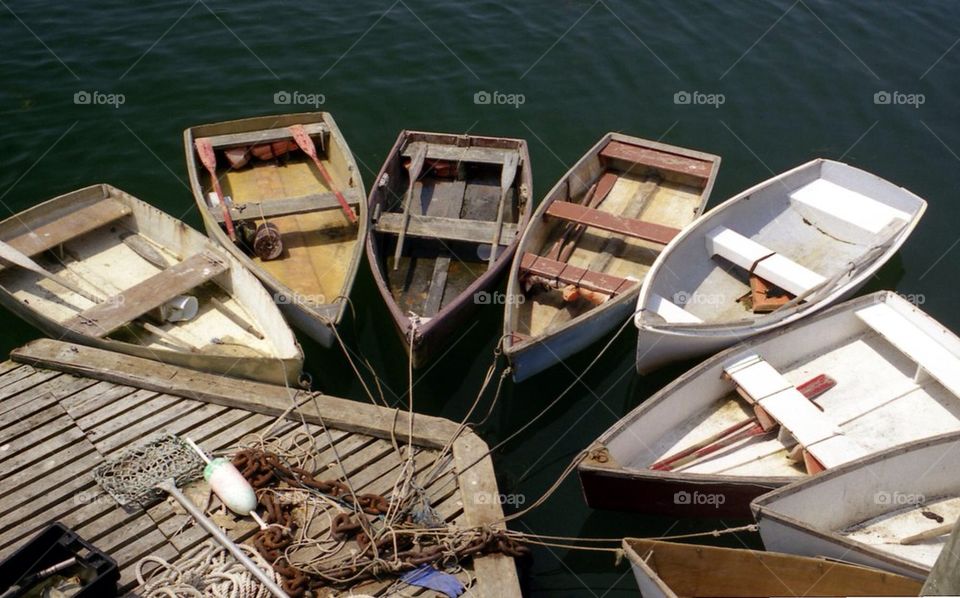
[402, 141, 519, 166]
[790, 179, 911, 245]
[3, 198, 132, 258]
[724, 355, 867, 469]
[520, 253, 635, 296]
[200, 122, 328, 149]
[705, 227, 826, 297]
[647, 293, 703, 324]
[209, 188, 364, 223]
[63, 251, 229, 337]
[856, 302, 960, 398]
[544, 201, 681, 246]
[599, 140, 713, 186]
[374, 213, 519, 245]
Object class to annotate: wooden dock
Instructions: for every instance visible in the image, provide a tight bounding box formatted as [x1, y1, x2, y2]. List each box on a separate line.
[0, 339, 521, 596]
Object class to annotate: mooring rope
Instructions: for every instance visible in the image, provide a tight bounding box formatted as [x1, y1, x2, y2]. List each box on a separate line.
[136, 541, 281, 598]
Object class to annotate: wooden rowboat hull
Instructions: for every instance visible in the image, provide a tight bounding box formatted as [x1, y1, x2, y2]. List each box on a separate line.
[581, 291, 960, 517]
[0, 184, 304, 385]
[504, 133, 720, 382]
[623, 538, 922, 597]
[752, 431, 960, 579]
[184, 112, 367, 348]
[366, 131, 532, 367]
[635, 159, 926, 374]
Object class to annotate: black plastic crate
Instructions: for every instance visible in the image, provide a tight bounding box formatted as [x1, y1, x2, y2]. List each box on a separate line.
[0, 522, 119, 597]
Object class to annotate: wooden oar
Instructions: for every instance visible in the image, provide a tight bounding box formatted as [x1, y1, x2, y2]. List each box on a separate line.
[288, 125, 357, 224]
[0, 240, 196, 351]
[194, 138, 237, 242]
[651, 374, 837, 471]
[557, 171, 619, 264]
[488, 151, 520, 266]
[392, 142, 429, 270]
[901, 521, 955, 545]
[0, 239, 101, 303]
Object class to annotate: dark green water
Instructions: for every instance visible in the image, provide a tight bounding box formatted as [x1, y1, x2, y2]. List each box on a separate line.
[2, 1, 960, 594]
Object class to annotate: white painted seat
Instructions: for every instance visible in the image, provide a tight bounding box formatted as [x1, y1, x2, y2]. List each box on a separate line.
[856, 302, 960, 399]
[724, 355, 867, 468]
[790, 179, 910, 245]
[705, 227, 826, 297]
[648, 293, 703, 324]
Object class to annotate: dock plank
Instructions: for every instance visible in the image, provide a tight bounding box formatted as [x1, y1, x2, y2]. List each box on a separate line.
[0, 348, 520, 597]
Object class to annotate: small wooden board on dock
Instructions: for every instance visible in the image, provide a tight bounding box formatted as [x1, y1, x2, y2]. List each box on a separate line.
[0, 339, 521, 597]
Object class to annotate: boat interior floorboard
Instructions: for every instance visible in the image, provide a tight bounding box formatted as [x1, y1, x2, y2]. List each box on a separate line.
[519, 172, 700, 338]
[635, 328, 960, 477]
[842, 495, 960, 568]
[221, 159, 356, 301]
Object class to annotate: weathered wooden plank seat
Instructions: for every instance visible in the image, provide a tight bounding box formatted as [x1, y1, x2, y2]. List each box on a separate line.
[600, 140, 714, 186]
[375, 213, 519, 245]
[402, 141, 519, 166]
[520, 253, 635, 296]
[3, 198, 132, 258]
[199, 122, 328, 149]
[209, 188, 364, 223]
[724, 354, 867, 469]
[544, 201, 681, 246]
[705, 226, 826, 297]
[63, 251, 228, 337]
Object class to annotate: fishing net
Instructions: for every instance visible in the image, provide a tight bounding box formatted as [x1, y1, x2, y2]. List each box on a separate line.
[93, 433, 206, 512]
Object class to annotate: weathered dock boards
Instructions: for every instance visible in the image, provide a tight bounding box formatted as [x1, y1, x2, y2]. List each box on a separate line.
[1, 339, 521, 596]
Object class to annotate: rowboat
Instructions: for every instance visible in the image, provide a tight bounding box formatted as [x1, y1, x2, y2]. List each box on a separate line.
[752, 431, 960, 579]
[0, 184, 303, 384]
[184, 112, 366, 348]
[502, 133, 720, 382]
[579, 291, 960, 517]
[622, 538, 922, 597]
[366, 130, 531, 366]
[634, 159, 926, 373]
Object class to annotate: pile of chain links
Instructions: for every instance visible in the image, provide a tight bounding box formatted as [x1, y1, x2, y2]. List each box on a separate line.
[232, 447, 529, 596]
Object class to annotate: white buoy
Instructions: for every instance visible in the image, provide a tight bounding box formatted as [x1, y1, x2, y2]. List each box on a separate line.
[186, 438, 259, 517]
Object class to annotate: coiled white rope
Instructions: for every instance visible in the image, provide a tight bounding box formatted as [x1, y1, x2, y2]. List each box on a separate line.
[136, 541, 282, 598]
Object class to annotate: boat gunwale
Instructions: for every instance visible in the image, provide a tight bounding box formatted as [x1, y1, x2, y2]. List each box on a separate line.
[502, 131, 721, 357]
[183, 111, 369, 333]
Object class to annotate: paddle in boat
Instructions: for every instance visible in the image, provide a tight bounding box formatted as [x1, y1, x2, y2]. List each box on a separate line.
[502, 133, 720, 382]
[634, 158, 926, 373]
[366, 130, 531, 366]
[622, 538, 922, 597]
[0, 184, 303, 384]
[184, 112, 366, 348]
[580, 291, 960, 517]
[752, 430, 960, 580]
